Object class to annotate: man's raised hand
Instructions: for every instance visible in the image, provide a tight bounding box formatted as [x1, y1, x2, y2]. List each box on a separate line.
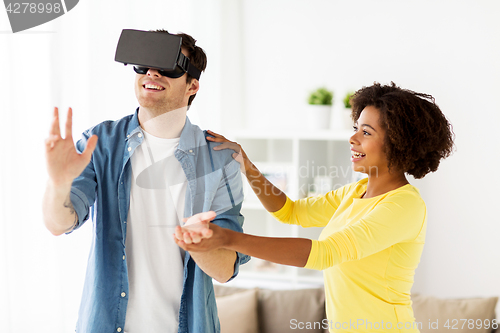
[45, 107, 98, 186]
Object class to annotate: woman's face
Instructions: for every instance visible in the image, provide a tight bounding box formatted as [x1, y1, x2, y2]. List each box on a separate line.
[349, 105, 389, 176]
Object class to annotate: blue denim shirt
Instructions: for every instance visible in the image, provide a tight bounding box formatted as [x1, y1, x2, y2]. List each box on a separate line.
[69, 109, 249, 333]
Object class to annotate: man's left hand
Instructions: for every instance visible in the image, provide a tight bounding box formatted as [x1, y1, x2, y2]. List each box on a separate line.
[173, 211, 230, 252]
[174, 211, 215, 245]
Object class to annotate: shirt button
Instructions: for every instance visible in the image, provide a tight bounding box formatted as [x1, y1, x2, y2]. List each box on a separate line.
[123, 255, 125, 260]
[128, 147, 132, 152]
[138, 133, 143, 138]
[121, 292, 126, 297]
[117, 328, 122, 332]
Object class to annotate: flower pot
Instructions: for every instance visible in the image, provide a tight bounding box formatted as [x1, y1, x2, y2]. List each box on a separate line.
[306, 105, 332, 130]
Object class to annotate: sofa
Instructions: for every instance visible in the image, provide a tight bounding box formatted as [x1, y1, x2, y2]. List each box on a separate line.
[213, 285, 498, 333]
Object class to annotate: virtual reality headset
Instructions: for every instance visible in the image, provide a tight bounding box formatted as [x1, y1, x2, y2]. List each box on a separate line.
[114, 29, 202, 80]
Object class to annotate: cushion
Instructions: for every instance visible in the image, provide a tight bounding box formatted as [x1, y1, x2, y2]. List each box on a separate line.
[215, 288, 259, 333]
[213, 284, 249, 297]
[412, 294, 498, 333]
[258, 287, 326, 333]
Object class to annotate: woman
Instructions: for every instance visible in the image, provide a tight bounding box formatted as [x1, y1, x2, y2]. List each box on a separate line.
[175, 82, 454, 332]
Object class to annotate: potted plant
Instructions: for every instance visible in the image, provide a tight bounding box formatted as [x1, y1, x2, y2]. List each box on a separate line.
[306, 87, 333, 130]
[343, 91, 354, 109]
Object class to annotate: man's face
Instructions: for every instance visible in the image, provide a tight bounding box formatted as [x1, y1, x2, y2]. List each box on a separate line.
[134, 49, 197, 112]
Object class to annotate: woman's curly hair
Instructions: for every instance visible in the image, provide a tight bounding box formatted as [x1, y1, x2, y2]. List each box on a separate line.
[350, 82, 455, 179]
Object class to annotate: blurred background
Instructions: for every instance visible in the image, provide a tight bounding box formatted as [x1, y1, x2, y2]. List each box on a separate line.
[1, 0, 499, 332]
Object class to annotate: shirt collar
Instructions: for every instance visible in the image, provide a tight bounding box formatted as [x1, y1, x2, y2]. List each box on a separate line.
[177, 117, 196, 156]
[125, 108, 196, 156]
[125, 108, 142, 141]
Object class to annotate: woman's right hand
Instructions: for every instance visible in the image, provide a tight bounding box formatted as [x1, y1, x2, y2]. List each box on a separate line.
[206, 130, 252, 175]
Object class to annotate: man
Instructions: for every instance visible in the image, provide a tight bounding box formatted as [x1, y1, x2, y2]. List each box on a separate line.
[43, 30, 248, 333]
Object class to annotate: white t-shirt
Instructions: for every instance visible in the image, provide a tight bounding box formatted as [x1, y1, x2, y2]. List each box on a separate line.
[124, 131, 188, 333]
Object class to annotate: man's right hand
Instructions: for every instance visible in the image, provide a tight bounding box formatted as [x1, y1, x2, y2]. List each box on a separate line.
[43, 107, 98, 236]
[45, 107, 98, 186]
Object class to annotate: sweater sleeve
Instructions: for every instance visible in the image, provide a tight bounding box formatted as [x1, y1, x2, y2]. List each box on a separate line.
[304, 190, 426, 270]
[270, 186, 347, 228]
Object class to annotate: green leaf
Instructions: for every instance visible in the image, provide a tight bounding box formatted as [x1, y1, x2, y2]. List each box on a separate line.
[307, 87, 333, 105]
[343, 91, 355, 109]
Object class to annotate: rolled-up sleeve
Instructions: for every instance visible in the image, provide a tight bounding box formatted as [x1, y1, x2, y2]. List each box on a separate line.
[212, 203, 250, 281]
[210, 155, 250, 280]
[67, 131, 97, 234]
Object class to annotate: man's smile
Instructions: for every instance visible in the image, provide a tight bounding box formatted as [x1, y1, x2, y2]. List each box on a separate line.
[143, 82, 165, 91]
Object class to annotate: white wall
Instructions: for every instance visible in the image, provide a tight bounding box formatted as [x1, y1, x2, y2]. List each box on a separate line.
[220, 0, 500, 300]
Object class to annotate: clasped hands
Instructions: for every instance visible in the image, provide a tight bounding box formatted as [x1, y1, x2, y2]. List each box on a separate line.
[173, 211, 226, 252]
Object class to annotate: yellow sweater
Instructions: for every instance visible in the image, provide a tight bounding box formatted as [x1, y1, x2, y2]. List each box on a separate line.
[271, 178, 426, 332]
